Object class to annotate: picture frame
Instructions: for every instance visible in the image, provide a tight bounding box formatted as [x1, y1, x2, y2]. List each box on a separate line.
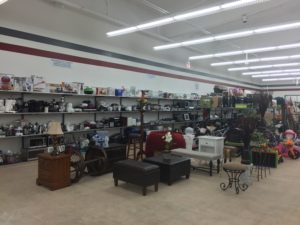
[183, 113, 190, 121]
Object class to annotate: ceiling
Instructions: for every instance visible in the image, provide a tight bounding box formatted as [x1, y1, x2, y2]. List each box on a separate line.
[28, 0, 300, 86]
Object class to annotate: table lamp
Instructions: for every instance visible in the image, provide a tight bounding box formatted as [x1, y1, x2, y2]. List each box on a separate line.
[47, 121, 64, 155]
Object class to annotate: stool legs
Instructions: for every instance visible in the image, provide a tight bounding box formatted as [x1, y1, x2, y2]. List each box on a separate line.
[220, 169, 248, 194]
[126, 138, 137, 160]
[224, 149, 233, 163]
[136, 140, 145, 160]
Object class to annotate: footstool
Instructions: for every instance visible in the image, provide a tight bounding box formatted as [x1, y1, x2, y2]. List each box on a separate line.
[113, 160, 160, 196]
[220, 163, 248, 194]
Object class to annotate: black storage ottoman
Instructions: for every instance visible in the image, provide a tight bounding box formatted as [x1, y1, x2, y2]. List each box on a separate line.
[113, 160, 160, 196]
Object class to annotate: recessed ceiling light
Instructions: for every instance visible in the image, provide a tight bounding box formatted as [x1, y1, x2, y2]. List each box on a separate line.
[107, 0, 270, 37]
[154, 21, 300, 50]
[242, 68, 300, 75]
[0, 0, 8, 5]
[189, 42, 300, 60]
[228, 62, 300, 71]
[211, 54, 300, 67]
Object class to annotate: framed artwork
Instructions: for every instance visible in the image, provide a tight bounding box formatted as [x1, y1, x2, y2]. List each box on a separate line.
[183, 113, 190, 121]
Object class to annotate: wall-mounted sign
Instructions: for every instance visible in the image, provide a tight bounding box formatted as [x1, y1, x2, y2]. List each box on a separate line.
[51, 59, 72, 68]
[147, 74, 155, 79]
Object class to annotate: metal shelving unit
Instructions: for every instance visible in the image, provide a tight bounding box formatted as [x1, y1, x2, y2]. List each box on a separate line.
[0, 89, 256, 160]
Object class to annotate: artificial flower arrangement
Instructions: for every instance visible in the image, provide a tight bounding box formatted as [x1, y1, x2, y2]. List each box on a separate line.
[162, 131, 173, 152]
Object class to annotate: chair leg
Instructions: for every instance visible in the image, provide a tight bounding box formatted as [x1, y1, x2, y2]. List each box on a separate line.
[114, 179, 118, 186]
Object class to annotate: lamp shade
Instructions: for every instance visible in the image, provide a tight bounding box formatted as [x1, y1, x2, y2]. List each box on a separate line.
[47, 121, 63, 135]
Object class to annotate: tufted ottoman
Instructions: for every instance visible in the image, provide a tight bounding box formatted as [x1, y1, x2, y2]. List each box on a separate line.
[113, 160, 160, 196]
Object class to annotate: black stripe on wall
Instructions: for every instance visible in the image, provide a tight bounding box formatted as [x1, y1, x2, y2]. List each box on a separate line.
[0, 26, 258, 88]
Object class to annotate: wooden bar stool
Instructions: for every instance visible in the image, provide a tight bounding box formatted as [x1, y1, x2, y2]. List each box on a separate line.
[127, 133, 143, 160]
[223, 146, 238, 163]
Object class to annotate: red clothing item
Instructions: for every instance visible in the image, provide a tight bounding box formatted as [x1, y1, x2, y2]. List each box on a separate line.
[145, 131, 186, 157]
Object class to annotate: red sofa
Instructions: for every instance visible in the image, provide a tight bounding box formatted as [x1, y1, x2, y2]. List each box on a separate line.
[145, 131, 186, 157]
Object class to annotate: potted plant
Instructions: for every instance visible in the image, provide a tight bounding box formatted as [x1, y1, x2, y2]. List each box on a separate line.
[238, 110, 259, 164]
[253, 92, 272, 125]
[251, 131, 268, 148]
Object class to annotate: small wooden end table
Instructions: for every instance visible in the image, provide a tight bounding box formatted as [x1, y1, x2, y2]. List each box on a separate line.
[36, 153, 71, 190]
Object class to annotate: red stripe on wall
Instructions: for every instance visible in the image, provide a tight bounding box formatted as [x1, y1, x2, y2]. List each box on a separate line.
[0, 42, 259, 91]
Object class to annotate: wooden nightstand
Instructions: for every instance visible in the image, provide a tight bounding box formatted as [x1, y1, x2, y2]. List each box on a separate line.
[36, 153, 71, 190]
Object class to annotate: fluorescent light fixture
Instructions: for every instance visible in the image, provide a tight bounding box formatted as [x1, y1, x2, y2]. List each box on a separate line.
[154, 21, 300, 51]
[173, 6, 221, 21]
[107, 0, 269, 37]
[221, 0, 261, 9]
[255, 23, 300, 34]
[0, 0, 8, 5]
[214, 31, 254, 40]
[182, 37, 215, 46]
[211, 54, 300, 67]
[242, 68, 300, 75]
[252, 72, 300, 78]
[228, 62, 300, 71]
[190, 42, 300, 60]
[212, 59, 259, 66]
[262, 77, 300, 82]
[152, 43, 182, 50]
[136, 18, 174, 29]
[106, 27, 138, 37]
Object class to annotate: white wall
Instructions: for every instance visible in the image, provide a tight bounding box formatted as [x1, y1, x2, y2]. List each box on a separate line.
[0, 0, 257, 86]
[0, 0, 260, 155]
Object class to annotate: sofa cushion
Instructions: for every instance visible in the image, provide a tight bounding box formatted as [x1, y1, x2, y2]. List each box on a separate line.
[145, 131, 186, 157]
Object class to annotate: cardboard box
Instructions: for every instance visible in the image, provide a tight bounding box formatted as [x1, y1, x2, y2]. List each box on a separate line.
[61, 82, 83, 94]
[32, 76, 46, 92]
[212, 96, 222, 108]
[200, 96, 212, 108]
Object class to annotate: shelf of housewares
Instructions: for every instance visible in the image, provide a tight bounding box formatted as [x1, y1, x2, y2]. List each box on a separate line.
[0, 89, 257, 140]
[0, 90, 200, 141]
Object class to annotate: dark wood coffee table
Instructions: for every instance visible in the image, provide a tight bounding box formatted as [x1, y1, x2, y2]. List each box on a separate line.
[143, 154, 190, 185]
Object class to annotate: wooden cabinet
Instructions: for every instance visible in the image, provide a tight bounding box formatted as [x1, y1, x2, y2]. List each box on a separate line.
[36, 153, 71, 190]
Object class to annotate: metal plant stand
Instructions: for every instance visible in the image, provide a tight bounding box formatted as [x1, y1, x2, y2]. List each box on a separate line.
[220, 164, 248, 194]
